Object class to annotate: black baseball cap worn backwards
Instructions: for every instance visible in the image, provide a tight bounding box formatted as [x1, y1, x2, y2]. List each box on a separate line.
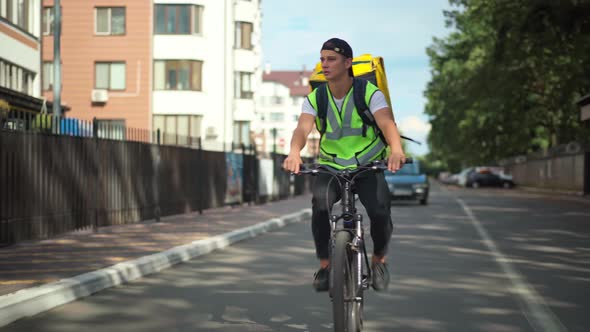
[321, 38, 354, 77]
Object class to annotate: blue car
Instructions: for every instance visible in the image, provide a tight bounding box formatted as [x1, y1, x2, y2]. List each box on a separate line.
[385, 160, 429, 205]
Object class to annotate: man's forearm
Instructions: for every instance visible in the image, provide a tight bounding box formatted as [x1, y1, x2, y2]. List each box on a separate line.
[289, 128, 308, 155]
[382, 122, 403, 152]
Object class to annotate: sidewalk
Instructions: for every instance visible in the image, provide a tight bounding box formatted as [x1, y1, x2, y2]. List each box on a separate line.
[0, 194, 312, 327]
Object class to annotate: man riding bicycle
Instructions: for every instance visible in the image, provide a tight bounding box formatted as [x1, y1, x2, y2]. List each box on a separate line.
[282, 38, 406, 292]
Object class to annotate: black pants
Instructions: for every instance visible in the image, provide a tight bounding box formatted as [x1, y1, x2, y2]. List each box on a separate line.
[311, 171, 393, 259]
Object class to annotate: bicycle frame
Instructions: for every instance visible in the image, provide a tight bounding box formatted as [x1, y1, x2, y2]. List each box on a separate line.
[330, 173, 371, 294]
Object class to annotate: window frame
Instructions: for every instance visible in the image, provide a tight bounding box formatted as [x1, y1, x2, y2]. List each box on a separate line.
[233, 121, 251, 146]
[94, 61, 127, 91]
[42, 61, 53, 91]
[95, 6, 126, 36]
[0, 58, 36, 94]
[235, 21, 253, 50]
[16, 0, 28, 31]
[5, 0, 12, 22]
[153, 60, 203, 91]
[234, 71, 254, 99]
[153, 114, 202, 145]
[154, 4, 203, 35]
[42, 6, 54, 35]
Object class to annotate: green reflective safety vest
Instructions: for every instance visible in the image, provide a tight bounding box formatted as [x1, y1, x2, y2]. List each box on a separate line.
[308, 82, 387, 170]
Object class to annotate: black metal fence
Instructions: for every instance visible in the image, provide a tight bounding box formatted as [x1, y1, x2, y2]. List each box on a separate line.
[0, 110, 311, 246]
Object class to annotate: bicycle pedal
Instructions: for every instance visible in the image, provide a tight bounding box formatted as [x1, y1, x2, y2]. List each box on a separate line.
[361, 275, 370, 289]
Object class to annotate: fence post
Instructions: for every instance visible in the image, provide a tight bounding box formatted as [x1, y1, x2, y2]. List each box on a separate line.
[198, 136, 203, 215]
[252, 144, 260, 204]
[585, 151, 590, 196]
[240, 143, 248, 205]
[92, 117, 99, 232]
[271, 129, 278, 201]
[154, 129, 161, 222]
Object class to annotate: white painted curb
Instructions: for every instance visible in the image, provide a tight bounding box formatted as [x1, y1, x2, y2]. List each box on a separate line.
[0, 208, 312, 328]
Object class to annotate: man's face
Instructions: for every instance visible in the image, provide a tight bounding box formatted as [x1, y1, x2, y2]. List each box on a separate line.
[320, 50, 352, 80]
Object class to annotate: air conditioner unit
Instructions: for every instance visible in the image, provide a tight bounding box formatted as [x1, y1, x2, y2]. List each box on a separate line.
[205, 126, 218, 138]
[91, 89, 109, 103]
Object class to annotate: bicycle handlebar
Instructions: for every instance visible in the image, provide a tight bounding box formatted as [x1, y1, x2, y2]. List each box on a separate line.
[294, 157, 414, 177]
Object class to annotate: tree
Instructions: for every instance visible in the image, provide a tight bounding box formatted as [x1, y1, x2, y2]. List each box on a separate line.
[425, 0, 590, 168]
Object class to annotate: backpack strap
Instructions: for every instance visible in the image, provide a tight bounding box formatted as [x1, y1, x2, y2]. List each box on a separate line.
[316, 79, 387, 145]
[315, 83, 328, 134]
[352, 78, 369, 137]
[352, 78, 388, 145]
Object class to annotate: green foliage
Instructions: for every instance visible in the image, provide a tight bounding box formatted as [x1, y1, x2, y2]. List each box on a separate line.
[425, 0, 590, 168]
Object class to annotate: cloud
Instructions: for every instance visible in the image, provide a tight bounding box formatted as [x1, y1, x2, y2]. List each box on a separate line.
[397, 116, 431, 156]
[399, 115, 431, 134]
[398, 115, 431, 136]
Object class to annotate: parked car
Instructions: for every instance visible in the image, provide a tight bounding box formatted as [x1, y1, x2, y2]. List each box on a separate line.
[439, 171, 459, 185]
[385, 160, 429, 205]
[465, 168, 514, 188]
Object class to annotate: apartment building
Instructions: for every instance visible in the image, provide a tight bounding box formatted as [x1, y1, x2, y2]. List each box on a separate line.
[254, 66, 319, 157]
[153, 0, 261, 148]
[40, 0, 261, 147]
[0, 0, 46, 114]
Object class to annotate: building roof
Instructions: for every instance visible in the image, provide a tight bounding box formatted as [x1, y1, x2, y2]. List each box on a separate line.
[263, 70, 314, 97]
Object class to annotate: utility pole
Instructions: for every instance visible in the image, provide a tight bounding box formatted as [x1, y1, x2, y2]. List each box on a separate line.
[52, 0, 62, 117]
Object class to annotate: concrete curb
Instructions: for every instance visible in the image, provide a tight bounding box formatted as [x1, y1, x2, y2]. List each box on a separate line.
[0, 208, 312, 328]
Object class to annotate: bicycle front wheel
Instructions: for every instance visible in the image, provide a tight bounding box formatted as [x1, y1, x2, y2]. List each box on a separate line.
[332, 231, 359, 332]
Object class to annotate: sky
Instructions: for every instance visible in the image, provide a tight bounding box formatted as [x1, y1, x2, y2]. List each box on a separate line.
[261, 0, 454, 156]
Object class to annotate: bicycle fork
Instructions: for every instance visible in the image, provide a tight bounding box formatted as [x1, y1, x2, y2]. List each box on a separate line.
[350, 214, 371, 292]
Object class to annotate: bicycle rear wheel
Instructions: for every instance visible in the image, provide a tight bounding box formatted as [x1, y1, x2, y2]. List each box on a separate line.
[332, 231, 360, 332]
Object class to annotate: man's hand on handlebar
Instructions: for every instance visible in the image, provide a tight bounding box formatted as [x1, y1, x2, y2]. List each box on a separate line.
[282, 152, 303, 174]
[387, 150, 406, 172]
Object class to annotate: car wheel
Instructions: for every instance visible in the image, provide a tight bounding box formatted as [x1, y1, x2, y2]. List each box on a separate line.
[472, 182, 480, 189]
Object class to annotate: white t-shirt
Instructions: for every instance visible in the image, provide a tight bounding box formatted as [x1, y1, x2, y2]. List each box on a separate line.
[301, 90, 390, 116]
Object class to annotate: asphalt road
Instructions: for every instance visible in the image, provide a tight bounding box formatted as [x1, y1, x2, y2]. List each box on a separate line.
[3, 182, 589, 332]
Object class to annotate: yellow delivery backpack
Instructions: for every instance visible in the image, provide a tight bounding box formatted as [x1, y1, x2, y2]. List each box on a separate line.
[309, 53, 392, 107]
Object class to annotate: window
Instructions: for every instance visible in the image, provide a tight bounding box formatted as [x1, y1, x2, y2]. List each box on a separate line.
[16, 0, 28, 30]
[95, 62, 126, 90]
[192, 5, 203, 35]
[269, 113, 284, 122]
[4, 0, 12, 21]
[233, 121, 250, 146]
[42, 7, 54, 35]
[272, 96, 283, 105]
[235, 21, 253, 49]
[153, 115, 202, 145]
[154, 60, 202, 91]
[95, 119, 126, 140]
[234, 72, 253, 99]
[43, 62, 53, 90]
[96, 7, 125, 35]
[0, 58, 36, 94]
[22, 71, 31, 94]
[154, 4, 203, 35]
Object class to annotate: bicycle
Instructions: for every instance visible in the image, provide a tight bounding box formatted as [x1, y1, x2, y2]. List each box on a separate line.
[296, 158, 412, 332]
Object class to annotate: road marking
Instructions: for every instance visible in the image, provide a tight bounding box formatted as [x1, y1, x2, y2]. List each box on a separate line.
[455, 196, 568, 332]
